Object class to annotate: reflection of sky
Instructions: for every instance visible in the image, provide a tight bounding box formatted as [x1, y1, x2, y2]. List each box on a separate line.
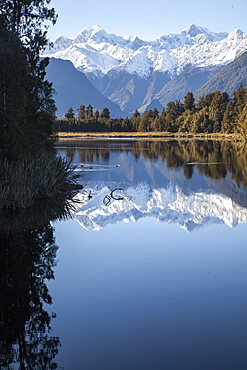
[57, 145, 210, 192]
[57, 141, 247, 231]
[49, 140, 247, 369]
[50, 217, 247, 370]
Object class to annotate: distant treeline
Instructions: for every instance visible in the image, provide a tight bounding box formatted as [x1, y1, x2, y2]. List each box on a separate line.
[54, 83, 247, 139]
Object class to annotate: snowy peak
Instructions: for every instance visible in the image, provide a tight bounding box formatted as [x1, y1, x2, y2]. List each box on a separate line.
[51, 35, 72, 51]
[73, 25, 110, 44]
[182, 24, 211, 37]
[181, 24, 227, 41]
[44, 24, 247, 80]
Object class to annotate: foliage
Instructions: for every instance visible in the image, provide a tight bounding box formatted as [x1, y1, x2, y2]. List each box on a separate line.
[56, 84, 247, 140]
[0, 0, 57, 53]
[0, 0, 57, 159]
[0, 154, 80, 210]
[65, 106, 75, 121]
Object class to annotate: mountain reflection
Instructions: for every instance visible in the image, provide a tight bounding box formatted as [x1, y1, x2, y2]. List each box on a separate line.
[0, 201, 71, 369]
[57, 139, 247, 231]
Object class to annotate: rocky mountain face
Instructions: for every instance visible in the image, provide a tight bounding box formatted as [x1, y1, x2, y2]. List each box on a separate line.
[44, 24, 247, 117]
[194, 51, 247, 100]
[45, 58, 124, 118]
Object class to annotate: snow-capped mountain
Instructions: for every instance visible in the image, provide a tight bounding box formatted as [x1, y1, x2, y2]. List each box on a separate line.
[45, 24, 246, 79]
[44, 24, 247, 116]
[72, 182, 247, 232]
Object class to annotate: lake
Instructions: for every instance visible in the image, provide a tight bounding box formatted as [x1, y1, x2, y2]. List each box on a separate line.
[1, 139, 247, 369]
[51, 139, 247, 369]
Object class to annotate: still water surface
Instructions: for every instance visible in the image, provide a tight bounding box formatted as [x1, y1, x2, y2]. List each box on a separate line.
[50, 139, 247, 369]
[1, 139, 247, 370]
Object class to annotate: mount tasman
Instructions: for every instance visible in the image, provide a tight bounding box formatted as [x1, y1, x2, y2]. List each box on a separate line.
[44, 24, 247, 118]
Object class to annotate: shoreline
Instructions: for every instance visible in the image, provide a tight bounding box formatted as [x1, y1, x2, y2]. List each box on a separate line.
[57, 131, 241, 141]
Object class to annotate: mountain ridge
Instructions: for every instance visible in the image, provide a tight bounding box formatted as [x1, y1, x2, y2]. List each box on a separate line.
[45, 24, 246, 79]
[43, 24, 247, 116]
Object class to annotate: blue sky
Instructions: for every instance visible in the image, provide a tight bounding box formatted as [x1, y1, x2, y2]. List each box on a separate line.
[48, 0, 247, 41]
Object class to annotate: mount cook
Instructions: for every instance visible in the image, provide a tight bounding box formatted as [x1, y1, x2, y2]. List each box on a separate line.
[44, 24, 247, 117]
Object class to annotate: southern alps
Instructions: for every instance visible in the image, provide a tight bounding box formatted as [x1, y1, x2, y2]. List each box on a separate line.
[43, 24, 247, 117]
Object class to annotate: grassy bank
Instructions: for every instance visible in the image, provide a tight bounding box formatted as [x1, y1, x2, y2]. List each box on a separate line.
[57, 131, 240, 141]
[0, 155, 80, 211]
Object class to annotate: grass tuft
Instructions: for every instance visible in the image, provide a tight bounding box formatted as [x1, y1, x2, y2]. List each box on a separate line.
[0, 155, 80, 210]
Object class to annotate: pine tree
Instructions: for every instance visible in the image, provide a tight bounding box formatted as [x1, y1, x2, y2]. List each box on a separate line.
[184, 92, 195, 111]
[153, 108, 159, 118]
[65, 107, 75, 121]
[236, 105, 247, 140]
[233, 83, 246, 115]
[132, 109, 140, 118]
[86, 104, 93, 118]
[93, 109, 99, 120]
[100, 107, 110, 119]
[77, 104, 85, 120]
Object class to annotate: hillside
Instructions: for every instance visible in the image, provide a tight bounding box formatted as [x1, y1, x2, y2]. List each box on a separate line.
[45, 58, 124, 118]
[194, 51, 247, 99]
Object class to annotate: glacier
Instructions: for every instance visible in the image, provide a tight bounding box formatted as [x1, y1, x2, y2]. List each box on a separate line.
[44, 24, 247, 79]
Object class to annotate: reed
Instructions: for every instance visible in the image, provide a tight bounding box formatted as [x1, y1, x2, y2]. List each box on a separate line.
[0, 155, 80, 210]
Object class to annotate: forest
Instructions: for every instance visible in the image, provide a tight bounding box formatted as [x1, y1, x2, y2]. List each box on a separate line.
[0, 1, 79, 212]
[55, 84, 247, 139]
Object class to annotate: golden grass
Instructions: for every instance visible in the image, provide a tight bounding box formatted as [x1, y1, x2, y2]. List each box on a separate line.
[57, 131, 240, 141]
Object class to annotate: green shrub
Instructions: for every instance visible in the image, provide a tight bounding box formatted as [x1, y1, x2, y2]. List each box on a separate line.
[0, 155, 81, 210]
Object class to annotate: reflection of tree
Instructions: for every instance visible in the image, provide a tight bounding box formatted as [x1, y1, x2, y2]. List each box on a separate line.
[65, 147, 75, 162]
[135, 139, 247, 187]
[0, 207, 65, 369]
[183, 164, 194, 179]
[58, 139, 247, 187]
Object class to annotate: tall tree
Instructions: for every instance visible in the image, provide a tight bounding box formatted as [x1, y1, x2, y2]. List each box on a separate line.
[0, 0, 57, 158]
[93, 109, 99, 120]
[0, 0, 57, 51]
[65, 107, 75, 121]
[86, 104, 93, 118]
[184, 92, 195, 111]
[77, 104, 85, 120]
[100, 107, 110, 119]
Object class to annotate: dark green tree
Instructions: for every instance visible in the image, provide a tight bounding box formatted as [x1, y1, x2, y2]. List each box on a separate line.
[130, 110, 141, 131]
[77, 104, 85, 120]
[93, 109, 99, 120]
[86, 104, 93, 118]
[184, 92, 195, 111]
[132, 109, 140, 118]
[165, 102, 179, 131]
[0, 0, 57, 75]
[139, 110, 154, 132]
[100, 107, 110, 119]
[153, 107, 159, 118]
[0, 0, 57, 158]
[0, 28, 28, 157]
[65, 107, 75, 121]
